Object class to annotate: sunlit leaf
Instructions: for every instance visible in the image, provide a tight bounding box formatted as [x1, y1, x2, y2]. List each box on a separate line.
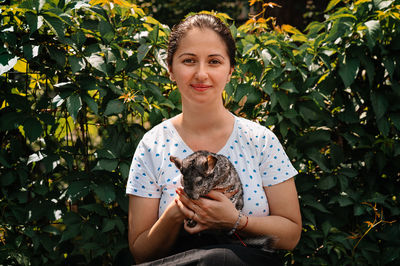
[13, 59, 28, 73]
[325, 0, 342, 12]
[86, 54, 107, 74]
[365, 20, 381, 50]
[0, 56, 18, 75]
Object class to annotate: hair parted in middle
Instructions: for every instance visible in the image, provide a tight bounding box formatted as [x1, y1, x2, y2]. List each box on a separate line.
[167, 13, 236, 68]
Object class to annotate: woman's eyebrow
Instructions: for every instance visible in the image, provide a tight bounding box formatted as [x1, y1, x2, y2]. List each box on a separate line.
[177, 53, 196, 58]
[177, 53, 226, 59]
[209, 54, 225, 59]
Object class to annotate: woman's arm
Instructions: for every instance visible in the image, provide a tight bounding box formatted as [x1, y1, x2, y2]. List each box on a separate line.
[246, 178, 302, 250]
[128, 195, 186, 263]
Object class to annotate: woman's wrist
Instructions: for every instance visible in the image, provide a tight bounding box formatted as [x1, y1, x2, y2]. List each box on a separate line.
[237, 214, 248, 231]
[165, 199, 186, 223]
[227, 211, 243, 235]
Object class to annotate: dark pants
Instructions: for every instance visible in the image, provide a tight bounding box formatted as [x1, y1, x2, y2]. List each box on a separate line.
[135, 230, 282, 266]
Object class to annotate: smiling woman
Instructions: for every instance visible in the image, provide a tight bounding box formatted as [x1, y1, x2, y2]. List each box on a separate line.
[126, 13, 301, 266]
[169, 27, 234, 111]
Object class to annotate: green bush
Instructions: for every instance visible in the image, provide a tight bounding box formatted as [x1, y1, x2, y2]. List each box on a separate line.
[0, 0, 399, 265]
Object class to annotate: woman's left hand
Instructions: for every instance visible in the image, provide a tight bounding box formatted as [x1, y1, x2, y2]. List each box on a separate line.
[176, 187, 239, 234]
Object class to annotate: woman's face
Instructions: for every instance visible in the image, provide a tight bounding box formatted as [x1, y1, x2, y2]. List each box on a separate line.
[169, 27, 234, 108]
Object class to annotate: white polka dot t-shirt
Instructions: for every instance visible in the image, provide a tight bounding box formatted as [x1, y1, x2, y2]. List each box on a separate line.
[126, 114, 297, 217]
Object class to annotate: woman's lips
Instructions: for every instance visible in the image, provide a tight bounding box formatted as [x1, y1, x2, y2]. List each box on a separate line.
[191, 84, 211, 92]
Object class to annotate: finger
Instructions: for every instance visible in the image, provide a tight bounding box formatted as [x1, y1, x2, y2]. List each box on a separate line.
[224, 188, 239, 199]
[184, 219, 208, 234]
[177, 190, 203, 213]
[175, 198, 197, 219]
[204, 190, 227, 201]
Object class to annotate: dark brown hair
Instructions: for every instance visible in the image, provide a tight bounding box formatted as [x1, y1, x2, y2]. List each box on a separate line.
[167, 13, 236, 68]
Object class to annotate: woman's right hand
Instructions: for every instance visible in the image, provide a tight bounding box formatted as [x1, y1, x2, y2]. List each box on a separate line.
[175, 187, 239, 234]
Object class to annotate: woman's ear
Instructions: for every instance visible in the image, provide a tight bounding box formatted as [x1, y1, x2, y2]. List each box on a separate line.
[227, 66, 234, 83]
[168, 66, 175, 82]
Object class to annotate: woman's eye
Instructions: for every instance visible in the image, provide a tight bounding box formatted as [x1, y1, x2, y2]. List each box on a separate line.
[210, 59, 221, 65]
[183, 58, 195, 64]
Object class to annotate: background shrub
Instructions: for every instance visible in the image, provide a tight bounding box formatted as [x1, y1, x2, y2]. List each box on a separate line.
[0, 0, 399, 265]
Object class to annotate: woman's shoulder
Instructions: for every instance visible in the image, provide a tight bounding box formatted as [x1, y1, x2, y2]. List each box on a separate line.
[235, 116, 272, 135]
[140, 118, 173, 144]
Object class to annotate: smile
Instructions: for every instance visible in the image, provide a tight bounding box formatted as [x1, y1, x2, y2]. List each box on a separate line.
[191, 84, 212, 92]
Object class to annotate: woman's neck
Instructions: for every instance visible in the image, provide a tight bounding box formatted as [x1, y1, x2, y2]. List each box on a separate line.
[178, 104, 232, 134]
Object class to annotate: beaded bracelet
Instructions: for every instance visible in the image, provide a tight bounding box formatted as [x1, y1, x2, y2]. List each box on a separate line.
[238, 215, 248, 231]
[228, 211, 243, 235]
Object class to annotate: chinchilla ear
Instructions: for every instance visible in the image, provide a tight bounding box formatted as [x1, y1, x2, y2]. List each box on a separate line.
[170, 156, 182, 170]
[206, 155, 217, 172]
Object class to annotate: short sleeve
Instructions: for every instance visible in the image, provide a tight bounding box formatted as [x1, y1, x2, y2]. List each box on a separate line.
[259, 129, 297, 187]
[126, 140, 161, 198]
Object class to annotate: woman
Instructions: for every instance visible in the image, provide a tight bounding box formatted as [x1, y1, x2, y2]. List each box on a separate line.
[126, 13, 302, 265]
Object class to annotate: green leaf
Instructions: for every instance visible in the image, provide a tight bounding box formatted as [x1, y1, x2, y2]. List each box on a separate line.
[377, 117, 390, 137]
[338, 57, 360, 88]
[318, 175, 337, 190]
[330, 144, 345, 166]
[276, 90, 290, 110]
[82, 94, 98, 115]
[66, 180, 91, 200]
[0, 55, 18, 75]
[102, 218, 116, 232]
[69, 56, 86, 74]
[92, 159, 118, 172]
[98, 20, 114, 43]
[0, 171, 16, 186]
[42, 225, 61, 235]
[48, 46, 66, 66]
[321, 221, 332, 237]
[86, 54, 107, 74]
[280, 82, 298, 93]
[71, 30, 86, 48]
[80, 204, 108, 216]
[25, 12, 43, 33]
[148, 23, 160, 44]
[303, 195, 331, 213]
[23, 44, 39, 60]
[370, 91, 388, 119]
[260, 49, 272, 66]
[325, 0, 342, 12]
[42, 13, 65, 39]
[60, 224, 80, 243]
[23, 117, 43, 142]
[66, 94, 82, 121]
[308, 150, 331, 172]
[92, 183, 116, 203]
[104, 99, 124, 116]
[119, 162, 130, 179]
[383, 57, 395, 79]
[137, 43, 152, 63]
[390, 113, 400, 131]
[0, 150, 11, 168]
[365, 20, 381, 50]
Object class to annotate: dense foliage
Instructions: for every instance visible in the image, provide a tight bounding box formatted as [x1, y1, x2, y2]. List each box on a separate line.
[1, 0, 399, 265]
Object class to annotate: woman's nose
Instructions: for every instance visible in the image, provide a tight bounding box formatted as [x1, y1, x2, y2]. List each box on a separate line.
[195, 63, 208, 80]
